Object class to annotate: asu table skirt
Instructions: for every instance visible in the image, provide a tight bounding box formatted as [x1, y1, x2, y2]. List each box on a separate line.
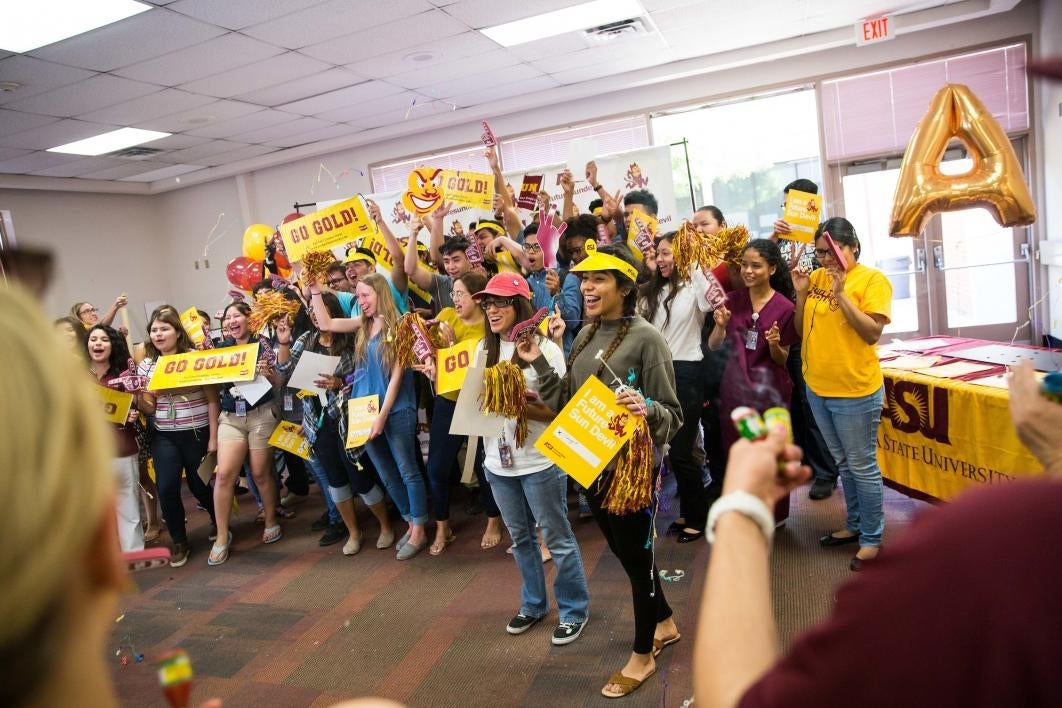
[877, 369, 1043, 502]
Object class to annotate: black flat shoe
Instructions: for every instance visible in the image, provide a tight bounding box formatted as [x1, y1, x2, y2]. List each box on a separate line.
[677, 529, 704, 543]
[850, 553, 879, 571]
[819, 532, 860, 547]
[667, 520, 686, 534]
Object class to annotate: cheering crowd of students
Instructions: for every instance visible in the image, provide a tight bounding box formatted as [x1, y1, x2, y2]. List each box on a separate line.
[67, 155, 895, 698]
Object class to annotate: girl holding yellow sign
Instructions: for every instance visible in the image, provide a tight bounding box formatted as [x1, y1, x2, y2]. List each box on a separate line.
[534, 242, 683, 699]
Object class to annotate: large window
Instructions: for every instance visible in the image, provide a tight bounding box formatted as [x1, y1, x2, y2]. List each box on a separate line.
[651, 88, 822, 234]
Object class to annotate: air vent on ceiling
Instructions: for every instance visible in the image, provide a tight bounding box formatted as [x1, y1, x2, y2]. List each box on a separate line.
[582, 17, 650, 45]
[107, 146, 164, 160]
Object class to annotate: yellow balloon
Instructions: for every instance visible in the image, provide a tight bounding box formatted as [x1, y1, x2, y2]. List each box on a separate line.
[242, 223, 272, 261]
[889, 84, 1036, 237]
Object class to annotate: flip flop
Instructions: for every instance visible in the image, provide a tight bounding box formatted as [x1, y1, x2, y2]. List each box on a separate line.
[481, 532, 501, 550]
[601, 668, 656, 699]
[207, 531, 232, 566]
[263, 524, 282, 544]
[430, 534, 456, 556]
[652, 633, 682, 657]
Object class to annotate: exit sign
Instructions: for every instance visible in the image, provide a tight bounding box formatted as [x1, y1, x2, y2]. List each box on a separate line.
[857, 15, 893, 45]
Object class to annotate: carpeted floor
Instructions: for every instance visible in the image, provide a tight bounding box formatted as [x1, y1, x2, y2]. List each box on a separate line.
[110, 476, 928, 707]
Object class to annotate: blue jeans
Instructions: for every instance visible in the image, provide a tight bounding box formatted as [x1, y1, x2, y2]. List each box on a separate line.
[806, 386, 885, 547]
[306, 455, 341, 525]
[366, 407, 428, 525]
[487, 465, 589, 624]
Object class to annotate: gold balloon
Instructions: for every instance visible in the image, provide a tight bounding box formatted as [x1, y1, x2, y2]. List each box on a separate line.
[889, 84, 1036, 237]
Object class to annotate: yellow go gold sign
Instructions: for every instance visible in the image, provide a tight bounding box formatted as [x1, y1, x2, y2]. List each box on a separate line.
[96, 384, 134, 425]
[148, 343, 259, 390]
[268, 421, 312, 460]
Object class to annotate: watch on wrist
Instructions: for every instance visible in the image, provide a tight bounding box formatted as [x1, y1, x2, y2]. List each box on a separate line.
[706, 491, 775, 545]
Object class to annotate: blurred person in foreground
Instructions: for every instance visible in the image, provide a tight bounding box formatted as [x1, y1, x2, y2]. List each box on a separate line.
[694, 360, 1062, 707]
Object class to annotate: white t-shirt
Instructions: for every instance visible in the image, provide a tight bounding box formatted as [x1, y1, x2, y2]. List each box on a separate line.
[643, 265, 713, 362]
[475, 337, 567, 478]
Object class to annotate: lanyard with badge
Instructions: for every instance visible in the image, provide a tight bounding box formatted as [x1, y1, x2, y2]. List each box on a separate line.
[745, 312, 760, 350]
[230, 387, 247, 416]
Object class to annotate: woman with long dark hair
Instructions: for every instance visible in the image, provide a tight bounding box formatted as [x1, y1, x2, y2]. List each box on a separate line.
[638, 232, 713, 542]
[135, 307, 220, 566]
[535, 243, 683, 698]
[708, 238, 797, 452]
[86, 324, 143, 552]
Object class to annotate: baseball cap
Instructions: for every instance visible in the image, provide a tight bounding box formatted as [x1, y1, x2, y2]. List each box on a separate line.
[471, 273, 531, 301]
[342, 247, 376, 266]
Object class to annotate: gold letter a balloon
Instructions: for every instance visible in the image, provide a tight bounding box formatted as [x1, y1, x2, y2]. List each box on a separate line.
[889, 84, 1036, 237]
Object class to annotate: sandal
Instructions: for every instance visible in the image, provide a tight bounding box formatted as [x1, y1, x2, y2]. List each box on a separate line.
[276, 506, 296, 520]
[207, 531, 232, 566]
[601, 668, 656, 699]
[481, 531, 501, 550]
[652, 633, 682, 657]
[143, 527, 161, 544]
[430, 533, 456, 556]
[263, 524, 282, 544]
[255, 507, 265, 524]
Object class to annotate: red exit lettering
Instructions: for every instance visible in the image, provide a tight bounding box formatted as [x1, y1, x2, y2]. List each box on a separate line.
[857, 15, 891, 45]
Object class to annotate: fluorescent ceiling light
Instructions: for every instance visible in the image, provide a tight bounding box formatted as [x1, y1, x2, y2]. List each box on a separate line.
[47, 127, 170, 156]
[0, 0, 150, 53]
[481, 0, 644, 47]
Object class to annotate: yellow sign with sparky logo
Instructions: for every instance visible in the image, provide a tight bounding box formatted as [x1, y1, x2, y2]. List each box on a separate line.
[626, 211, 658, 262]
[782, 188, 822, 244]
[268, 421, 312, 460]
[534, 375, 637, 487]
[96, 384, 134, 425]
[345, 395, 380, 449]
[148, 343, 259, 390]
[179, 306, 206, 345]
[281, 196, 378, 263]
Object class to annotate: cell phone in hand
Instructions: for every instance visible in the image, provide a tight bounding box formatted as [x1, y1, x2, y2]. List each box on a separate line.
[822, 231, 848, 270]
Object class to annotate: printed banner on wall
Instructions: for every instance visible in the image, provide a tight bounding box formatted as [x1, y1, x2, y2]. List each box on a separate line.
[877, 370, 1043, 501]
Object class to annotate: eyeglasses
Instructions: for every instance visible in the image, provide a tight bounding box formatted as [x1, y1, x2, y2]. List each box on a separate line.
[478, 296, 515, 310]
[78, 306, 99, 316]
[450, 290, 469, 301]
[522, 243, 542, 253]
[813, 248, 831, 258]
[327, 278, 347, 288]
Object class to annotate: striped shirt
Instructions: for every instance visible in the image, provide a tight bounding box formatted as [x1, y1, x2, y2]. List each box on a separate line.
[138, 358, 211, 431]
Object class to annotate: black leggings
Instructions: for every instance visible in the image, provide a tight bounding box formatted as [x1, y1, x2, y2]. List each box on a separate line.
[587, 481, 672, 655]
[151, 426, 215, 545]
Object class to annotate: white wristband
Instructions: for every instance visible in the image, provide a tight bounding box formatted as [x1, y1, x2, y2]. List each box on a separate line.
[706, 491, 774, 545]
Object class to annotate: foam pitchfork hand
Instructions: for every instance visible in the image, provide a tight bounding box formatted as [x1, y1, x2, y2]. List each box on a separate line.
[536, 203, 566, 269]
[108, 358, 149, 393]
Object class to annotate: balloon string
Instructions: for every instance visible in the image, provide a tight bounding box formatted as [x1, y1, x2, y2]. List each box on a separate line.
[201, 212, 227, 258]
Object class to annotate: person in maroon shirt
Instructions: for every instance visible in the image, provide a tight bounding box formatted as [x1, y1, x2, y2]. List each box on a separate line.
[695, 360, 1062, 708]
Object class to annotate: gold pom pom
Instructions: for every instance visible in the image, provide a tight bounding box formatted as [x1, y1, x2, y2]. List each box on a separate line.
[480, 360, 529, 447]
[394, 312, 435, 367]
[670, 220, 713, 282]
[248, 290, 300, 333]
[602, 416, 655, 514]
[707, 224, 750, 269]
[301, 250, 338, 287]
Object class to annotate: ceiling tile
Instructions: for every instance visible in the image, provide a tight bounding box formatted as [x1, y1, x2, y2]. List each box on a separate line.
[136, 100, 264, 133]
[0, 56, 96, 106]
[532, 34, 670, 73]
[277, 81, 406, 116]
[0, 148, 32, 162]
[164, 139, 252, 162]
[445, 74, 559, 107]
[264, 123, 356, 148]
[5, 75, 161, 118]
[237, 116, 333, 144]
[0, 151, 88, 174]
[0, 119, 120, 150]
[80, 161, 174, 180]
[30, 156, 142, 178]
[549, 53, 673, 85]
[77, 89, 216, 125]
[179, 52, 332, 99]
[440, 0, 580, 27]
[119, 163, 205, 181]
[315, 91, 426, 123]
[111, 33, 285, 86]
[29, 9, 227, 72]
[505, 33, 589, 62]
[144, 134, 211, 150]
[183, 109, 301, 138]
[169, 0, 326, 30]
[347, 99, 456, 130]
[0, 109, 59, 136]
[202, 143, 280, 166]
[233, 68, 365, 107]
[387, 49, 522, 90]
[300, 9, 468, 65]
[348, 31, 498, 78]
[243, 0, 434, 49]
[431, 63, 544, 100]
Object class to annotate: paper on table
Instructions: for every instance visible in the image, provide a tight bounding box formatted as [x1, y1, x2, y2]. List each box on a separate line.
[881, 355, 942, 371]
[887, 337, 955, 352]
[449, 364, 505, 438]
[914, 361, 995, 379]
[287, 350, 341, 406]
[967, 370, 1046, 390]
[234, 375, 272, 406]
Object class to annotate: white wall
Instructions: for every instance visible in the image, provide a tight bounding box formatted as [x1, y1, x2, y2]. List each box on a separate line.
[3, 0, 1053, 333]
[0, 188, 164, 336]
[1033, 0, 1062, 336]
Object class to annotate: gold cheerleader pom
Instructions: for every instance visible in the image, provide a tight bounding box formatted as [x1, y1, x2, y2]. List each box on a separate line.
[395, 312, 436, 367]
[603, 416, 655, 514]
[670, 220, 712, 282]
[301, 250, 338, 287]
[480, 361, 529, 447]
[707, 224, 750, 269]
[248, 290, 301, 333]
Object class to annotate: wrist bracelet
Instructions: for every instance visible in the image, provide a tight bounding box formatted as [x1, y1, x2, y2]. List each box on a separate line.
[706, 491, 774, 545]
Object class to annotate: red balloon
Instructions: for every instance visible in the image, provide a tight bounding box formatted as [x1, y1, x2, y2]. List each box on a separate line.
[226, 256, 263, 291]
[281, 212, 302, 224]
